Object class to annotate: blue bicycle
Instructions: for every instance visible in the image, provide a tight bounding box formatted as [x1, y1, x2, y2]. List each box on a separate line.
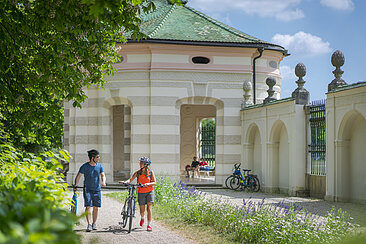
[225, 163, 260, 192]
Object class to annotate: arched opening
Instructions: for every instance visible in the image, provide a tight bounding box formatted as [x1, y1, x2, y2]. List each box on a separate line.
[111, 104, 131, 182]
[270, 121, 289, 194]
[338, 111, 366, 202]
[246, 124, 262, 184]
[180, 104, 216, 181]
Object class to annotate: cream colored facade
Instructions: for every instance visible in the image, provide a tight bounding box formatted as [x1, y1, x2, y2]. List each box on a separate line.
[64, 43, 284, 184]
[325, 84, 366, 204]
[241, 99, 307, 196]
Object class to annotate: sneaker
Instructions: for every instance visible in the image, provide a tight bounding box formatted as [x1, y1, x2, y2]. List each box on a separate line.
[92, 223, 97, 230]
[147, 225, 152, 231]
[86, 224, 92, 232]
[140, 218, 145, 227]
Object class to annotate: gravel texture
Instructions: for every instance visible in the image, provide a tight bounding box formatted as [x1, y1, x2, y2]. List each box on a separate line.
[71, 190, 194, 244]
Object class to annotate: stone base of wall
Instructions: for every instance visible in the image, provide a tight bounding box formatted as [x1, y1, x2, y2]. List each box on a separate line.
[307, 174, 326, 199]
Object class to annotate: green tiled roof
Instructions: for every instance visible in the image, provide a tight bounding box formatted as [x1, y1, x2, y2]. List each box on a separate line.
[130, 0, 287, 54]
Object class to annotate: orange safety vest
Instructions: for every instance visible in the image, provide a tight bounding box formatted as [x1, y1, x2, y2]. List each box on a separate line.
[137, 170, 154, 193]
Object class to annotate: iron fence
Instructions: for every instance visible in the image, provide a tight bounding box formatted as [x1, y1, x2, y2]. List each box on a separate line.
[309, 99, 326, 175]
[200, 122, 215, 167]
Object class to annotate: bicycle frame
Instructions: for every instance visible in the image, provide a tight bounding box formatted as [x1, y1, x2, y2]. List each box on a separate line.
[120, 183, 144, 233]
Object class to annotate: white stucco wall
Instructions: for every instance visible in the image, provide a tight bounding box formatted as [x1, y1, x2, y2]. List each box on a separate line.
[325, 84, 366, 203]
[241, 99, 307, 196]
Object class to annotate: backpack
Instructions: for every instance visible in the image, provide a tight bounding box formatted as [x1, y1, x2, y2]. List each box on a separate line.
[137, 169, 153, 183]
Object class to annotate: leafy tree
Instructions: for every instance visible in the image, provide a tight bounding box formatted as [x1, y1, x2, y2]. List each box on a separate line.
[0, 0, 162, 151]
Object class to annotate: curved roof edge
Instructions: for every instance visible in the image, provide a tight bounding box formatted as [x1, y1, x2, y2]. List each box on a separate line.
[127, 39, 289, 56]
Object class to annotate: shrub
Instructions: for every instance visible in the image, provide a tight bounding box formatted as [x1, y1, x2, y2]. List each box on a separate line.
[0, 140, 79, 243]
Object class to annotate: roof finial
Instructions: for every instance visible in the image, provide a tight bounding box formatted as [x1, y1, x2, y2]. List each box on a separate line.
[291, 63, 309, 104]
[328, 50, 347, 92]
[263, 77, 277, 104]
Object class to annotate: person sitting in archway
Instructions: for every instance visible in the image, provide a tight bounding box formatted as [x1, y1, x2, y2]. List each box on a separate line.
[186, 156, 200, 178]
[199, 157, 209, 176]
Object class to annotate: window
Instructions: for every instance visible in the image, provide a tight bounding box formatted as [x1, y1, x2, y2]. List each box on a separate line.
[192, 56, 210, 64]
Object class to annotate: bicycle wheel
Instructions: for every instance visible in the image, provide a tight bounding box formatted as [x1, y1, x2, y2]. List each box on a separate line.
[251, 176, 261, 192]
[230, 176, 241, 190]
[121, 198, 129, 228]
[127, 197, 134, 233]
[225, 175, 235, 189]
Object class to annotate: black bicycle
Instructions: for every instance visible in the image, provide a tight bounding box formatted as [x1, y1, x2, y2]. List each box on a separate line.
[120, 183, 144, 233]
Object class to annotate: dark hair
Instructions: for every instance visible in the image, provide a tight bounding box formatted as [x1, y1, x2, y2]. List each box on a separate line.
[87, 149, 99, 160]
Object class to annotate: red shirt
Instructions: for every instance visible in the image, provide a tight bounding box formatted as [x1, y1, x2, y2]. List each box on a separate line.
[137, 171, 154, 193]
[199, 161, 208, 166]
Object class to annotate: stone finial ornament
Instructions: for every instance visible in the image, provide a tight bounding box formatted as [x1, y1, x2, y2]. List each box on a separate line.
[328, 50, 347, 92]
[263, 77, 277, 104]
[241, 80, 252, 109]
[292, 62, 310, 104]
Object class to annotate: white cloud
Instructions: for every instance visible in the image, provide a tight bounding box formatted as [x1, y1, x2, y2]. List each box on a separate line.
[271, 31, 332, 57]
[188, 0, 304, 22]
[320, 0, 354, 10]
[280, 65, 296, 80]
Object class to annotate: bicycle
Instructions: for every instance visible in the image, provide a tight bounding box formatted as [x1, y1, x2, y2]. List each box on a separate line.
[120, 183, 145, 233]
[224, 163, 242, 189]
[230, 168, 260, 192]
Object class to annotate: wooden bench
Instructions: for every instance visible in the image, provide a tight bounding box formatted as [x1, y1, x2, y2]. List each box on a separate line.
[199, 167, 215, 177]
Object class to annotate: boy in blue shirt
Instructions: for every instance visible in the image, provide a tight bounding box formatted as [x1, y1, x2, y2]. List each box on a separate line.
[74, 149, 106, 232]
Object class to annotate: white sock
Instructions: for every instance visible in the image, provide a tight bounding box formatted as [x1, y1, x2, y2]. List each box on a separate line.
[147, 221, 151, 226]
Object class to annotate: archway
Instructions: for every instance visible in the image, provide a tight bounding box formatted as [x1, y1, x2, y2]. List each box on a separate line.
[103, 97, 132, 181]
[337, 110, 366, 202]
[180, 104, 216, 175]
[269, 120, 289, 194]
[245, 123, 263, 184]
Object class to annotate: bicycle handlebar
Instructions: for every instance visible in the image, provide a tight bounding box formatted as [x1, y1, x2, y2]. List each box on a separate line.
[121, 183, 147, 188]
[234, 163, 241, 169]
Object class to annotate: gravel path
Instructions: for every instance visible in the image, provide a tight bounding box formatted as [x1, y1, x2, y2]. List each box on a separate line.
[72, 191, 194, 244]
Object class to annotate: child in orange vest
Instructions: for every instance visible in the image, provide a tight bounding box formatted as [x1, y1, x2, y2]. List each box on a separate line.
[119, 157, 156, 231]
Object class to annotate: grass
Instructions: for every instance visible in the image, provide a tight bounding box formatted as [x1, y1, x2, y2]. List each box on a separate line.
[106, 178, 363, 243]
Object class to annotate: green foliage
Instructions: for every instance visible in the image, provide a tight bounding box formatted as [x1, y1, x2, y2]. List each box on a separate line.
[0, 0, 156, 150]
[0, 136, 79, 243]
[152, 178, 357, 243]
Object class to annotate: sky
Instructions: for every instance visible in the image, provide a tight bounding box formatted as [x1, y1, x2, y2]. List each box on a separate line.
[187, 0, 366, 101]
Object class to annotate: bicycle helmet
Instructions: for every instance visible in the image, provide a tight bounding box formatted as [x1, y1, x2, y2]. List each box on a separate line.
[139, 156, 151, 166]
[87, 149, 99, 160]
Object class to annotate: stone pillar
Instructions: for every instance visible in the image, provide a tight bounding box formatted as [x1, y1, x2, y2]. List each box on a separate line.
[263, 77, 277, 104]
[328, 50, 347, 92]
[291, 63, 310, 104]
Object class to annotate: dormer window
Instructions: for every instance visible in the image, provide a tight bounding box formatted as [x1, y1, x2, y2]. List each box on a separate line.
[192, 56, 210, 64]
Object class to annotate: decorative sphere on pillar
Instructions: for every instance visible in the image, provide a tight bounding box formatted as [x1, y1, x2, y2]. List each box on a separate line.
[331, 50, 345, 68]
[241, 80, 252, 109]
[263, 77, 276, 104]
[292, 62, 309, 105]
[328, 50, 347, 92]
[243, 80, 252, 92]
[266, 76, 276, 88]
[295, 62, 306, 79]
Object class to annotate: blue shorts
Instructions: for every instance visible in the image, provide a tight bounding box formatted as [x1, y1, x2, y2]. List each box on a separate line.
[83, 189, 101, 207]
